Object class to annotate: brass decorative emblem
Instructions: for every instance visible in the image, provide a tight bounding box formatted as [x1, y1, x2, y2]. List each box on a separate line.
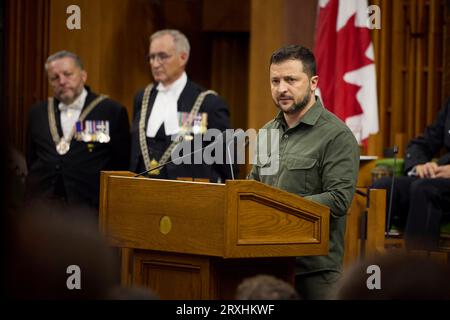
[149, 158, 160, 176]
[159, 216, 172, 235]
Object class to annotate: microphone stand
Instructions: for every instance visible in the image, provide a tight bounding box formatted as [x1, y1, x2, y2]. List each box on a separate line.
[226, 130, 249, 181]
[227, 140, 235, 181]
[386, 145, 398, 238]
[134, 131, 237, 178]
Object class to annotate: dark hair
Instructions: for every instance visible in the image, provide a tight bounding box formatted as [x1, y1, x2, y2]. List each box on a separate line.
[235, 274, 300, 300]
[270, 45, 316, 78]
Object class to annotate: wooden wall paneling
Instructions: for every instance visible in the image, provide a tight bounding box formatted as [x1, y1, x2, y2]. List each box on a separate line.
[377, 0, 390, 156]
[5, 0, 21, 150]
[247, 0, 283, 132]
[414, 0, 425, 137]
[202, 0, 250, 32]
[202, 3, 251, 179]
[406, 0, 415, 144]
[48, 0, 157, 118]
[343, 191, 364, 269]
[369, 0, 389, 157]
[160, 0, 214, 90]
[444, 1, 450, 101]
[4, 0, 50, 153]
[283, 0, 317, 50]
[97, 0, 155, 113]
[424, 0, 439, 123]
[427, 0, 438, 124]
[38, 0, 51, 102]
[428, 0, 444, 123]
[210, 33, 249, 132]
[391, 0, 406, 153]
[49, 0, 102, 95]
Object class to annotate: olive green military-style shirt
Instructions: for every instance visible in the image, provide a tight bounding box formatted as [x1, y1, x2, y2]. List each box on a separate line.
[248, 97, 359, 274]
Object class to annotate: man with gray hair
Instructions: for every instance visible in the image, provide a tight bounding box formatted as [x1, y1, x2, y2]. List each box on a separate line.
[130, 29, 233, 181]
[26, 51, 130, 211]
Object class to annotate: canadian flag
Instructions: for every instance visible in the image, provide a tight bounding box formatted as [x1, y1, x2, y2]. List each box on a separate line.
[314, 0, 378, 144]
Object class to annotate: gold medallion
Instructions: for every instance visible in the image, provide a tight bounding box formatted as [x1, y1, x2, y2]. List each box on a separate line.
[159, 216, 172, 235]
[149, 158, 160, 175]
[56, 139, 70, 155]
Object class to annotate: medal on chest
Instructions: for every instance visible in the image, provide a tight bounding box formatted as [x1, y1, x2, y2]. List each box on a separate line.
[56, 139, 70, 155]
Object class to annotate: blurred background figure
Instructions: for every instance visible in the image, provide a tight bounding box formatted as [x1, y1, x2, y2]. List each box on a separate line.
[336, 252, 450, 300]
[371, 98, 450, 249]
[26, 50, 130, 212]
[235, 274, 300, 300]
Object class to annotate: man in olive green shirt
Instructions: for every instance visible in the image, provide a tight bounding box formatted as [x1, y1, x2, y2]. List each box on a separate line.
[248, 45, 359, 299]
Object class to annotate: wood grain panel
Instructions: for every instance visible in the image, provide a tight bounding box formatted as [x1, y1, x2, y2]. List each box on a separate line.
[444, 2, 450, 101]
[202, 0, 250, 32]
[371, 0, 447, 157]
[357, 159, 377, 188]
[365, 188, 386, 259]
[237, 195, 319, 244]
[283, 0, 317, 49]
[100, 173, 330, 260]
[4, 0, 50, 153]
[344, 188, 386, 269]
[224, 180, 329, 258]
[210, 33, 249, 133]
[48, 0, 154, 117]
[104, 177, 226, 256]
[344, 190, 365, 269]
[247, 0, 283, 131]
[133, 250, 211, 300]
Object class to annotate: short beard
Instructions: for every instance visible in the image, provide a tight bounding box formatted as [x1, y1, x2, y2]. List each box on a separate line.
[282, 93, 311, 115]
[59, 86, 84, 105]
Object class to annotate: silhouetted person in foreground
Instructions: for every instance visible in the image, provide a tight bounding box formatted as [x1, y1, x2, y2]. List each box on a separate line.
[6, 202, 118, 299]
[336, 252, 450, 300]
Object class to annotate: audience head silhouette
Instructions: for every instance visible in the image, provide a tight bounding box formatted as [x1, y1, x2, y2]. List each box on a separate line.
[235, 274, 300, 300]
[7, 201, 118, 299]
[336, 252, 450, 300]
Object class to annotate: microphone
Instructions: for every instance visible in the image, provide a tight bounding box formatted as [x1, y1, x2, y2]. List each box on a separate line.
[226, 137, 235, 180]
[225, 129, 248, 180]
[134, 130, 240, 178]
[385, 145, 399, 238]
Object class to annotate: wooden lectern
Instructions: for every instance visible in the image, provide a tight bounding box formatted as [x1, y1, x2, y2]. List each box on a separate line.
[99, 171, 330, 299]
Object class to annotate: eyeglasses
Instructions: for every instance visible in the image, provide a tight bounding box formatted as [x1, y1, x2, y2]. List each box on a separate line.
[147, 52, 172, 63]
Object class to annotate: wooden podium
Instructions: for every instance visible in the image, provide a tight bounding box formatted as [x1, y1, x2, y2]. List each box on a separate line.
[99, 171, 330, 299]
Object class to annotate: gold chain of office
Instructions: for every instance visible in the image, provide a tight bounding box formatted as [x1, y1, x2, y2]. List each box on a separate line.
[138, 83, 217, 175]
[48, 95, 107, 155]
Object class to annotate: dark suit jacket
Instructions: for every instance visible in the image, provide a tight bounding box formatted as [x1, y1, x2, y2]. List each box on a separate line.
[404, 98, 450, 173]
[130, 79, 234, 181]
[26, 87, 131, 208]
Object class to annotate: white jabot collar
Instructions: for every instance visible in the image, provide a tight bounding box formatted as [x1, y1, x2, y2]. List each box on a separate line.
[147, 72, 187, 137]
